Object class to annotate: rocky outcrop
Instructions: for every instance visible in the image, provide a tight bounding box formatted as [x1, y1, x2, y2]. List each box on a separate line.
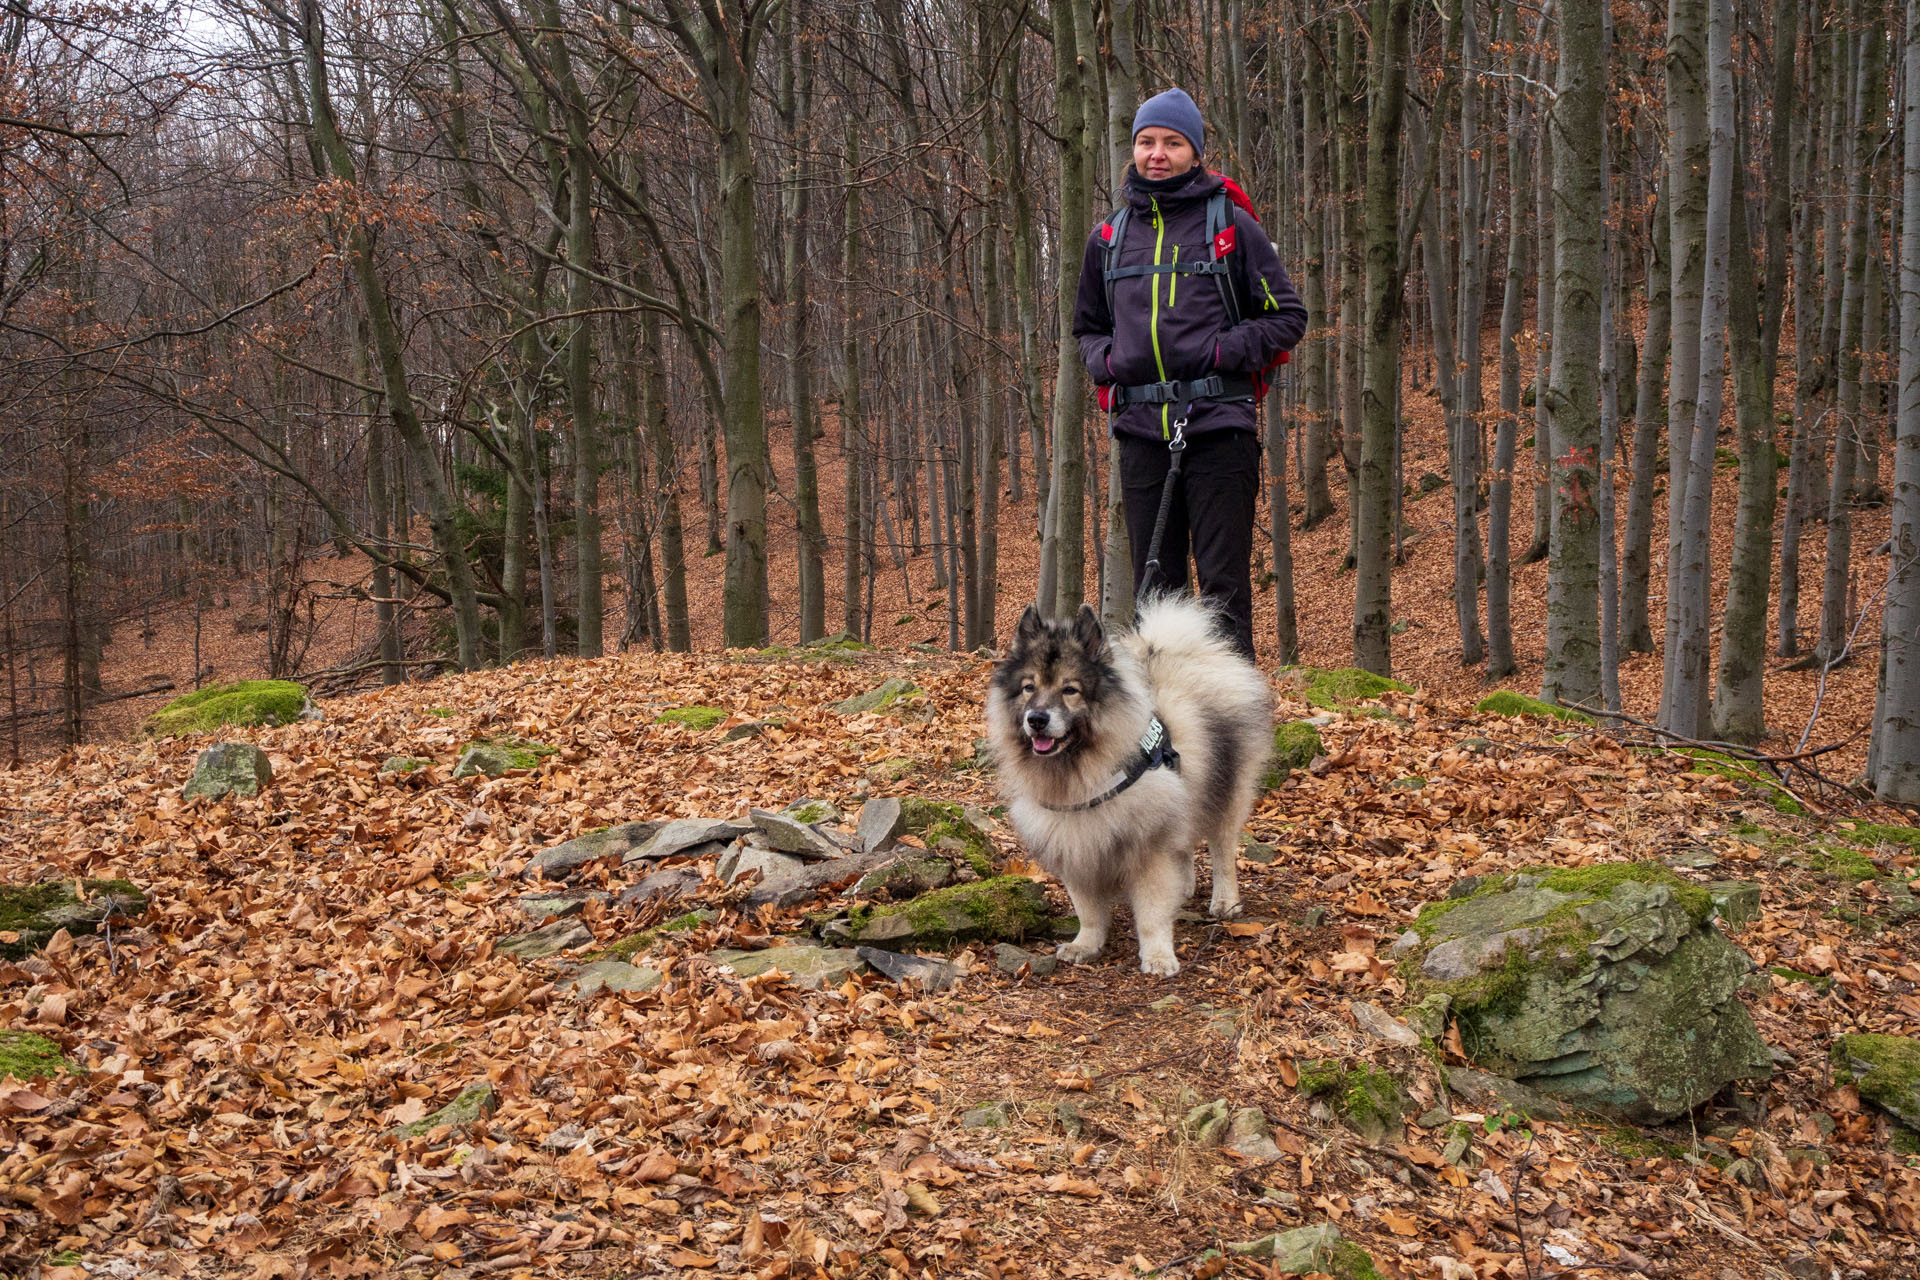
[1401, 864, 1772, 1121]
[523, 822, 667, 880]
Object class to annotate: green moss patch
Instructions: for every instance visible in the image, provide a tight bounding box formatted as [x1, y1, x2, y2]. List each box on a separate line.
[0, 1031, 74, 1081]
[1843, 824, 1920, 854]
[145, 680, 308, 737]
[1474, 691, 1594, 724]
[592, 910, 714, 960]
[1807, 846, 1881, 884]
[1281, 666, 1412, 710]
[655, 706, 728, 731]
[1264, 721, 1324, 788]
[1293, 1059, 1410, 1141]
[0, 878, 148, 959]
[1833, 1034, 1920, 1129]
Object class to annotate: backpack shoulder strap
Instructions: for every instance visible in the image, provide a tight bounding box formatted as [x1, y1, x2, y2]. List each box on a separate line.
[1099, 204, 1130, 323]
[1204, 191, 1242, 327]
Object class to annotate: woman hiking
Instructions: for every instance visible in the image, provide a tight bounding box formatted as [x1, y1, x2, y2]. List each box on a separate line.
[1073, 87, 1308, 661]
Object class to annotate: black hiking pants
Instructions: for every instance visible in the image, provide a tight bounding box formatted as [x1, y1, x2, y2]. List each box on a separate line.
[1116, 427, 1260, 662]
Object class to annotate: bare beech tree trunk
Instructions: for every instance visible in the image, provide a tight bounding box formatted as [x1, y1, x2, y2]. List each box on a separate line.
[1659, 0, 1733, 738]
[1453, 0, 1487, 668]
[779, 3, 826, 642]
[1486, 0, 1535, 679]
[1818, 7, 1884, 668]
[1659, 0, 1710, 725]
[1299, 40, 1336, 530]
[1622, 176, 1669, 655]
[1873, 0, 1920, 801]
[1711, 2, 1793, 742]
[1353, 0, 1413, 675]
[1541, 0, 1604, 708]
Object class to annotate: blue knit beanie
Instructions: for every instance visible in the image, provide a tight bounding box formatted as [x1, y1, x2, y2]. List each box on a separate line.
[1132, 87, 1205, 161]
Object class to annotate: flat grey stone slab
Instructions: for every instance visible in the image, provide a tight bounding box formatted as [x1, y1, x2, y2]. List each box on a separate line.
[616, 865, 703, 907]
[855, 798, 906, 853]
[992, 943, 1057, 977]
[718, 844, 808, 885]
[857, 946, 958, 992]
[497, 918, 594, 959]
[710, 944, 864, 990]
[1350, 1000, 1423, 1048]
[743, 847, 890, 910]
[623, 818, 751, 864]
[524, 822, 665, 880]
[749, 808, 844, 859]
[516, 889, 608, 920]
[565, 959, 663, 997]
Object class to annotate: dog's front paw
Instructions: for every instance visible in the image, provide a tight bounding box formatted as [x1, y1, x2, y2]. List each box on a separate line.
[1056, 939, 1104, 965]
[1208, 891, 1243, 920]
[1138, 947, 1180, 977]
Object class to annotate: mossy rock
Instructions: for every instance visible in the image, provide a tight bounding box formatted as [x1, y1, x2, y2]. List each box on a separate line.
[1263, 721, 1324, 788]
[1474, 691, 1595, 724]
[1227, 1223, 1383, 1280]
[1278, 665, 1412, 711]
[1400, 864, 1771, 1122]
[182, 742, 273, 799]
[145, 680, 309, 737]
[380, 755, 429, 775]
[834, 677, 923, 715]
[1833, 1034, 1920, 1130]
[391, 1082, 498, 1138]
[0, 879, 148, 959]
[896, 799, 995, 876]
[1670, 748, 1805, 814]
[452, 737, 555, 778]
[655, 705, 727, 731]
[0, 1031, 74, 1081]
[824, 876, 1046, 950]
[1293, 1059, 1410, 1143]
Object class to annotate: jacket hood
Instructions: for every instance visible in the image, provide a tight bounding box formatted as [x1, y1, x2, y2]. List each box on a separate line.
[1123, 164, 1223, 210]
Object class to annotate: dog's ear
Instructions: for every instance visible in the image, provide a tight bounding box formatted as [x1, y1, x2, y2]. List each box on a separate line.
[1071, 603, 1105, 659]
[1015, 605, 1046, 645]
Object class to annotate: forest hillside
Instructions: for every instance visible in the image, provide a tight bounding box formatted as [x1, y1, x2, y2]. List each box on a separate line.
[2, 620, 1919, 1277]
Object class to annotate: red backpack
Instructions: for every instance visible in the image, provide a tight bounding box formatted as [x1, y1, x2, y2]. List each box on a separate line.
[1096, 172, 1290, 402]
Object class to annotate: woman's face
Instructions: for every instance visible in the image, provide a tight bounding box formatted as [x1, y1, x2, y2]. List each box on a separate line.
[1133, 127, 1196, 181]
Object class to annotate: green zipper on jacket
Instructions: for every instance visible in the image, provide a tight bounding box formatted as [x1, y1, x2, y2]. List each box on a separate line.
[1150, 197, 1169, 438]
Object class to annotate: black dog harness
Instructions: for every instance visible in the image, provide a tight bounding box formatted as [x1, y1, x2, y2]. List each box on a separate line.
[1040, 715, 1180, 812]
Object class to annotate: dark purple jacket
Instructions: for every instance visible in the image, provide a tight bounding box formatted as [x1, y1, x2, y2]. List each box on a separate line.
[1073, 166, 1308, 441]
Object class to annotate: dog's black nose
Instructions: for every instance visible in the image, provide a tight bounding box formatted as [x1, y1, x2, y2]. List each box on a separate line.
[1025, 709, 1049, 732]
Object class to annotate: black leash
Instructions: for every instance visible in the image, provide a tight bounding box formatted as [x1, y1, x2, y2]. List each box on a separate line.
[1140, 417, 1189, 592]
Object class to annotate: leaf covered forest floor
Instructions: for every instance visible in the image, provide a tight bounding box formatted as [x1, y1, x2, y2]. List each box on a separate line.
[3, 639, 1920, 1278]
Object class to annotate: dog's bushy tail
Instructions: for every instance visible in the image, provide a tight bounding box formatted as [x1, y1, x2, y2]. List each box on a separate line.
[1129, 590, 1246, 667]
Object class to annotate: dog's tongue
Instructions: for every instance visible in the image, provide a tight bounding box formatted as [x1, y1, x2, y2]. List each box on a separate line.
[1031, 736, 1056, 754]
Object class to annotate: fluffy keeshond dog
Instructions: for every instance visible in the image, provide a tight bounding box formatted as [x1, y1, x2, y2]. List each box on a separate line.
[985, 594, 1273, 976]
